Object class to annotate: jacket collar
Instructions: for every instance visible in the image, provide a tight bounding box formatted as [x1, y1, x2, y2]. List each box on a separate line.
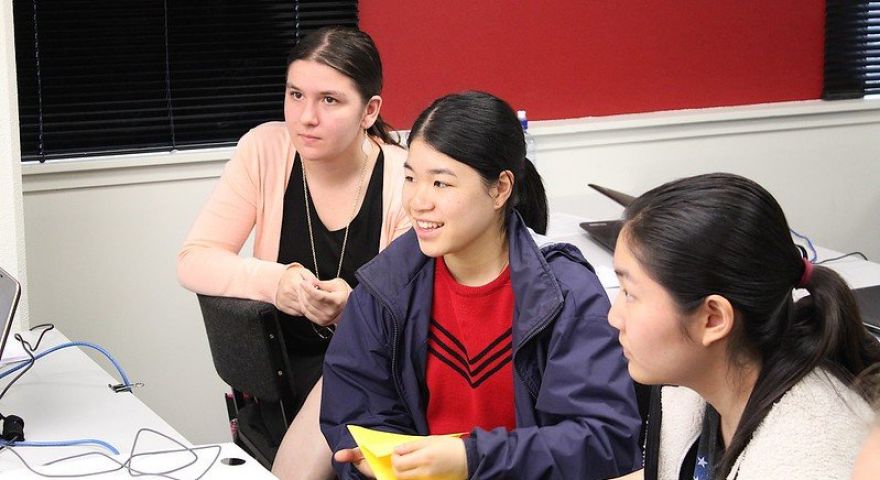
[356, 212, 568, 345]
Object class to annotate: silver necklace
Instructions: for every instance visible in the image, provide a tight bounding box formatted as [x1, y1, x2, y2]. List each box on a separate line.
[301, 138, 370, 338]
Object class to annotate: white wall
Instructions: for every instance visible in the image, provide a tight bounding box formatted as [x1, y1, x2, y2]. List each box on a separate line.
[18, 100, 880, 445]
[533, 101, 880, 262]
[0, 1, 29, 332]
[23, 151, 234, 445]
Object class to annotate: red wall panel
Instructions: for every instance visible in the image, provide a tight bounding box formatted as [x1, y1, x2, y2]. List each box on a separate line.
[361, 2, 825, 129]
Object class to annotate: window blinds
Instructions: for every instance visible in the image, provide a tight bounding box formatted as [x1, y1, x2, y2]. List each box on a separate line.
[14, 1, 358, 162]
[823, 0, 880, 99]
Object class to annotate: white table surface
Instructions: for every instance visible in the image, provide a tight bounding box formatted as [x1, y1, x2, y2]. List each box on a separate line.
[0, 329, 274, 478]
[547, 192, 880, 299]
[0, 442, 274, 479]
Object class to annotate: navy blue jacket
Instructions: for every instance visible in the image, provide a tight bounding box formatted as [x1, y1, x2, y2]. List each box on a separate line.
[320, 214, 642, 479]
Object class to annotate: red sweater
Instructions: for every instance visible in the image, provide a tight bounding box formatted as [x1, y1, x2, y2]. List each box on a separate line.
[426, 257, 516, 435]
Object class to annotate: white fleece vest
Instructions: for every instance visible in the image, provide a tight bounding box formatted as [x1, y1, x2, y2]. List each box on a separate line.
[658, 369, 873, 480]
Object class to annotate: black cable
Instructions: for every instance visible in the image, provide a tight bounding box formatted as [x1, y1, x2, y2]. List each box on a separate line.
[0, 345, 34, 402]
[815, 251, 869, 265]
[26, 324, 56, 350]
[0, 324, 55, 402]
[0, 325, 57, 443]
[1, 428, 222, 479]
[125, 428, 202, 477]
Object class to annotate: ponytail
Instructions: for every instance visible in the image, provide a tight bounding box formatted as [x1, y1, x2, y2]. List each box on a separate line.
[854, 363, 880, 414]
[368, 115, 401, 147]
[795, 266, 880, 380]
[622, 173, 880, 479]
[717, 266, 880, 476]
[718, 265, 880, 476]
[514, 159, 548, 234]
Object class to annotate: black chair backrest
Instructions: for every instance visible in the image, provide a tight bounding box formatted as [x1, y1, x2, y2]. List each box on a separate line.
[197, 294, 291, 402]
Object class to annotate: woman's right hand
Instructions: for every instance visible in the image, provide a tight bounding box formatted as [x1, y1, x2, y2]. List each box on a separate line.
[299, 277, 352, 327]
[335, 447, 375, 478]
[274, 263, 316, 315]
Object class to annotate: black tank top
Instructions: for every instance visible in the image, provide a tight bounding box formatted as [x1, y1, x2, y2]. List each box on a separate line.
[277, 151, 384, 351]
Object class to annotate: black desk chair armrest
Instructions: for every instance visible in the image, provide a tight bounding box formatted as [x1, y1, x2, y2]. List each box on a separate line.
[196, 294, 293, 402]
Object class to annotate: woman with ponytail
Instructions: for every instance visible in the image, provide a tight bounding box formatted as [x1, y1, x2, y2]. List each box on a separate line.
[608, 173, 880, 479]
[320, 91, 642, 479]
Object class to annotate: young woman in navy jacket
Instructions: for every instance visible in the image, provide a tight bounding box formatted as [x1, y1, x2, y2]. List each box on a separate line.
[320, 91, 642, 479]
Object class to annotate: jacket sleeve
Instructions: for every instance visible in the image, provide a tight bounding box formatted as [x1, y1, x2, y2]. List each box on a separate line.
[176, 128, 292, 308]
[320, 286, 419, 479]
[465, 270, 642, 479]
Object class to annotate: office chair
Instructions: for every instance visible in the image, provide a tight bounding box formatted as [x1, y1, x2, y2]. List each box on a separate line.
[196, 294, 297, 470]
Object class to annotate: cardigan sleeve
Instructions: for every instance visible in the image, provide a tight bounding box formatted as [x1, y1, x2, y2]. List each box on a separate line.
[177, 128, 291, 307]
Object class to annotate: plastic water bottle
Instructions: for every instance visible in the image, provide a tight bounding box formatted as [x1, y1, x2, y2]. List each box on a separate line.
[517, 110, 536, 165]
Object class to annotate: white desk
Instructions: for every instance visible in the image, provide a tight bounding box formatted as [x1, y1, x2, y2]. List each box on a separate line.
[547, 193, 880, 297]
[1, 442, 272, 479]
[547, 192, 625, 299]
[0, 329, 275, 479]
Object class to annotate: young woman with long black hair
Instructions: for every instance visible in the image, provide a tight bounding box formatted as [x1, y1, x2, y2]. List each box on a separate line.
[609, 173, 880, 479]
[320, 91, 642, 479]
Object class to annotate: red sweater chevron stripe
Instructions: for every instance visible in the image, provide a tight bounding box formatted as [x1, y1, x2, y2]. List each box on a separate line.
[426, 257, 516, 435]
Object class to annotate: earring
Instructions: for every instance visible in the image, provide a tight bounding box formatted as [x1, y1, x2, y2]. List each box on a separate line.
[361, 130, 371, 156]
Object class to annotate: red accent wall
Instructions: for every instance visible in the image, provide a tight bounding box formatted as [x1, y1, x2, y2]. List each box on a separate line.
[361, 1, 825, 129]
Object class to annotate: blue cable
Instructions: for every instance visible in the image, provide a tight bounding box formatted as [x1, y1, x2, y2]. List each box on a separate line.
[0, 341, 131, 387]
[790, 228, 818, 263]
[0, 340, 133, 456]
[0, 438, 119, 455]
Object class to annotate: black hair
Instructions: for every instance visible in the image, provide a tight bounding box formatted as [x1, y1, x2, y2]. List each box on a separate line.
[622, 172, 880, 478]
[286, 26, 398, 145]
[407, 91, 548, 234]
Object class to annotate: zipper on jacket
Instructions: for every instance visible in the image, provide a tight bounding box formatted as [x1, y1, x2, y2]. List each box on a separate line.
[513, 299, 564, 400]
[383, 299, 418, 425]
[359, 272, 420, 427]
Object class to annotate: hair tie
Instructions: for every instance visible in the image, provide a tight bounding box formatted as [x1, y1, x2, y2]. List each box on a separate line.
[797, 257, 813, 289]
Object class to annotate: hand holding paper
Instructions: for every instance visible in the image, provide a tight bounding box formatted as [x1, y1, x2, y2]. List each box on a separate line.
[334, 446, 375, 478]
[391, 435, 468, 480]
[344, 425, 466, 480]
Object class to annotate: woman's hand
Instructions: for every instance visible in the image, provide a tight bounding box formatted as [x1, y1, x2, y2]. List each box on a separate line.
[274, 264, 315, 315]
[334, 447, 375, 478]
[391, 437, 468, 480]
[299, 277, 353, 327]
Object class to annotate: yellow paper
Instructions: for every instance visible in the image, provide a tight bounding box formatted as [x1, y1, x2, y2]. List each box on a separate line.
[346, 425, 463, 480]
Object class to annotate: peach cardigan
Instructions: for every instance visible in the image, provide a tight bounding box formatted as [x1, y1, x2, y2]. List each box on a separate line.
[177, 122, 410, 306]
